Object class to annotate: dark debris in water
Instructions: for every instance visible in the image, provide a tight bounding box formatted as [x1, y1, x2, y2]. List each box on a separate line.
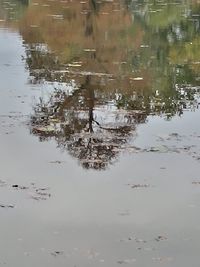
[117, 259, 136, 264]
[12, 184, 29, 190]
[155, 235, 168, 242]
[49, 160, 66, 164]
[0, 180, 51, 203]
[152, 257, 173, 262]
[51, 251, 64, 257]
[0, 204, 14, 208]
[12, 184, 51, 200]
[118, 210, 130, 216]
[127, 183, 150, 189]
[119, 234, 168, 244]
[0, 180, 7, 187]
[192, 181, 200, 185]
[30, 187, 51, 201]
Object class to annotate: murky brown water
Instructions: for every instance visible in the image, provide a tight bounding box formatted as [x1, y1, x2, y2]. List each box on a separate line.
[0, 0, 200, 266]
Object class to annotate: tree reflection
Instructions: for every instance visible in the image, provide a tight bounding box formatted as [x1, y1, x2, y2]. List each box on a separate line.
[31, 75, 144, 169]
[3, 0, 200, 169]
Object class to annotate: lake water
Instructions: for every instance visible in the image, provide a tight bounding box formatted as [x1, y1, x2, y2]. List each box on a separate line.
[0, 0, 200, 266]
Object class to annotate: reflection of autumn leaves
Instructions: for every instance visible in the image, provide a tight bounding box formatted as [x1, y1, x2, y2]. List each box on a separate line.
[19, 0, 144, 75]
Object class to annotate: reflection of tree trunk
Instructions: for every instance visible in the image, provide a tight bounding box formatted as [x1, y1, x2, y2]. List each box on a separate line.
[89, 108, 94, 133]
[87, 76, 95, 133]
[85, 76, 132, 133]
[85, 12, 94, 37]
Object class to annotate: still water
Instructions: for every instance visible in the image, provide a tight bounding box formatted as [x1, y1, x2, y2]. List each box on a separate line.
[0, 0, 200, 266]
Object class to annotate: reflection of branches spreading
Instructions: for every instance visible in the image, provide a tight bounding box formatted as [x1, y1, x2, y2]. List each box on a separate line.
[19, 0, 200, 169]
[65, 125, 133, 170]
[30, 77, 146, 170]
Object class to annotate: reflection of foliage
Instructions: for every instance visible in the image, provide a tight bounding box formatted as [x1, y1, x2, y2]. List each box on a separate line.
[19, 0, 143, 76]
[147, 3, 184, 29]
[169, 37, 200, 74]
[0, 0, 28, 22]
[3, 0, 200, 169]
[30, 73, 199, 169]
[30, 77, 142, 170]
[20, 0, 200, 90]
[116, 85, 200, 119]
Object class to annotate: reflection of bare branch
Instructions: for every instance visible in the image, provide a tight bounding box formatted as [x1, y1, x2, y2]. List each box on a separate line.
[30, 83, 140, 170]
[92, 118, 132, 132]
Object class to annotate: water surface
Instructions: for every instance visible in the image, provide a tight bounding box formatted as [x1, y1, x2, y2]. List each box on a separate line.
[0, 0, 200, 266]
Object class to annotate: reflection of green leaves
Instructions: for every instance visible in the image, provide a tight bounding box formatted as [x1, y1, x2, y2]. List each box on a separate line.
[169, 36, 200, 77]
[61, 43, 83, 63]
[169, 37, 200, 66]
[0, 0, 28, 21]
[148, 4, 184, 29]
[129, 0, 200, 106]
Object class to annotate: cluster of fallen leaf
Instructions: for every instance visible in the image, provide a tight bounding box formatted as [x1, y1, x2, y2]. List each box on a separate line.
[0, 179, 51, 208]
